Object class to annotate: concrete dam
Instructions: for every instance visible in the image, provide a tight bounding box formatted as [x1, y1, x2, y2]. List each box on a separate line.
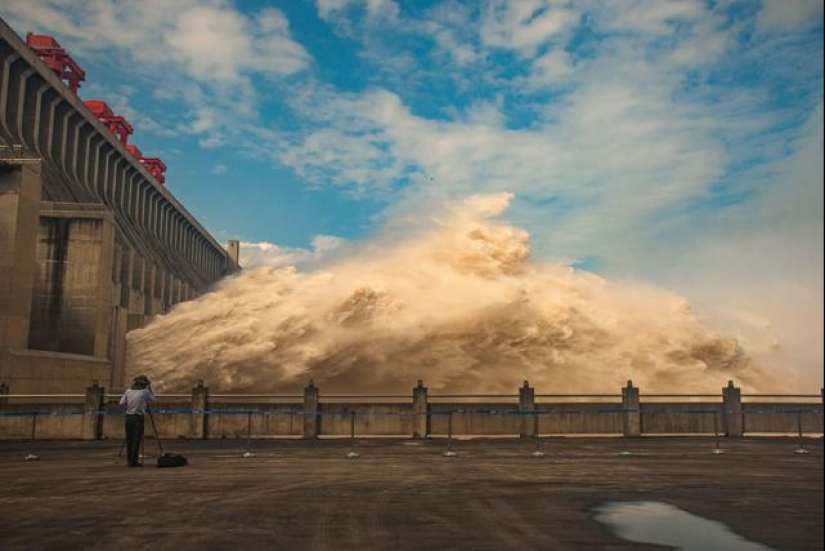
[0, 18, 239, 394]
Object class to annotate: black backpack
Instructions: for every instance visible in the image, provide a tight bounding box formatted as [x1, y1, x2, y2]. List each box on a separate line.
[157, 452, 188, 468]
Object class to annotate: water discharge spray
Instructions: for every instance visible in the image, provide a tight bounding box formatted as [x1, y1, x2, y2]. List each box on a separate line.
[128, 193, 774, 394]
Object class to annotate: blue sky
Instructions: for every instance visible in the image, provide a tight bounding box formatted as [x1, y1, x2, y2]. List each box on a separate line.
[2, 0, 823, 385]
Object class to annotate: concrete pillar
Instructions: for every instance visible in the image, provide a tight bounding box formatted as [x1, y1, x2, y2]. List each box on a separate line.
[722, 380, 743, 437]
[227, 240, 240, 266]
[190, 380, 209, 440]
[161, 206, 169, 244]
[622, 380, 641, 437]
[303, 379, 320, 439]
[78, 130, 93, 195]
[83, 380, 105, 441]
[103, 149, 113, 202]
[94, 212, 115, 357]
[150, 195, 157, 236]
[0, 165, 42, 361]
[69, 120, 85, 191]
[30, 82, 51, 155]
[412, 380, 428, 439]
[110, 305, 128, 390]
[518, 380, 535, 438]
[59, 109, 71, 167]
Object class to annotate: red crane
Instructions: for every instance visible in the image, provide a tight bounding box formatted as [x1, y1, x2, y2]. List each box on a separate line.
[140, 157, 167, 184]
[25, 32, 85, 94]
[84, 100, 134, 145]
[128, 144, 166, 185]
[126, 143, 142, 158]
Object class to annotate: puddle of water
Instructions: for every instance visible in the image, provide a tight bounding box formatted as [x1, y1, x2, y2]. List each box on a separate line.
[593, 501, 778, 551]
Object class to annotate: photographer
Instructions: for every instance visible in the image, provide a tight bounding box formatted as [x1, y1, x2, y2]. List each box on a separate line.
[119, 375, 156, 468]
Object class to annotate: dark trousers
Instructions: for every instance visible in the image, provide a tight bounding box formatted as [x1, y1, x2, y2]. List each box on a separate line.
[124, 414, 145, 466]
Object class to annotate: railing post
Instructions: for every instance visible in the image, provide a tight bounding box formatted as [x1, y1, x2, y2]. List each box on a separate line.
[722, 380, 743, 437]
[622, 380, 641, 437]
[519, 380, 535, 438]
[303, 379, 320, 439]
[0, 381, 8, 407]
[190, 380, 209, 439]
[412, 380, 428, 439]
[83, 380, 105, 440]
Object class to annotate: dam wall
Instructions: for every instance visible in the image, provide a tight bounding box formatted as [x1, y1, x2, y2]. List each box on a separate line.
[0, 18, 239, 393]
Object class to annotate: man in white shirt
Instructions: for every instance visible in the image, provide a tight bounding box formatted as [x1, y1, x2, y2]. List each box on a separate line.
[119, 375, 156, 467]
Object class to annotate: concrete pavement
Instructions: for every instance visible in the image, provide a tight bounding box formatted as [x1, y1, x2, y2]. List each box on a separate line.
[0, 437, 822, 550]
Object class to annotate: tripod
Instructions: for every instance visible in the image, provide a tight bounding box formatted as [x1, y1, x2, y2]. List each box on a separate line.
[115, 410, 159, 465]
[146, 406, 164, 456]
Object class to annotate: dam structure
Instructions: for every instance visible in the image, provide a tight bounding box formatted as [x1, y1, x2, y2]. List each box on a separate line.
[0, 18, 240, 394]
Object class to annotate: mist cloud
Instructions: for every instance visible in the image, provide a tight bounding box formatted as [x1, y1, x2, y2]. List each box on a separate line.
[128, 194, 776, 394]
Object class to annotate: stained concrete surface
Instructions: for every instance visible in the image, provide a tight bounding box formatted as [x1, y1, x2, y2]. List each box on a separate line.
[0, 437, 821, 550]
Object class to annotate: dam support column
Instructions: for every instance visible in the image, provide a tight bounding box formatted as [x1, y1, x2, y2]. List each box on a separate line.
[83, 380, 105, 440]
[412, 380, 428, 439]
[190, 380, 209, 439]
[722, 380, 743, 437]
[622, 381, 641, 437]
[519, 380, 535, 439]
[0, 165, 42, 387]
[303, 380, 320, 439]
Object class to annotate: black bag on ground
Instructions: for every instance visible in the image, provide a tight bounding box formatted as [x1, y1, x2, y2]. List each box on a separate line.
[156, 452, 188, 468]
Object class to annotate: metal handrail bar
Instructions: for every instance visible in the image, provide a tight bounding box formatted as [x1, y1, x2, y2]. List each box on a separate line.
[210, 394, 303, 399]
[742, 394, 821, 398]
[1, 394, 85, 398]
[430, 394, 518, 399]
[320, 394, 410, 399]
[103, 394, 190, 398]
[536, 394, 621, 398]
[641, 394, 719, 398]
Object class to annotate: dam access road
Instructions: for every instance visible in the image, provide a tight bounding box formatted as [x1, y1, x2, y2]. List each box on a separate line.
[0, 437, 822, 550]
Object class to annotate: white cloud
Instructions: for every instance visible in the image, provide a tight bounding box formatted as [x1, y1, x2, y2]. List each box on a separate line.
[211, 164, 228, 175]
[480, 0, 578, 56]
[3, 0, 310, 143]
[6, 1, 310, 83]
[317, 0, 352, 20]
[593, 0, 706, 35]
[757, 0, 824, 30]
[422, 2, 481, 66]
[633, 101, 824, 389]
[234, 235, 349, 270]
[316, 0, 400, 22]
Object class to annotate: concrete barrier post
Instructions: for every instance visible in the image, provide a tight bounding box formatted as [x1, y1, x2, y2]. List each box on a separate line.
[622, 380, 641, 437]
[303, 380, 320, 439]
[190, 380, 209, 439]
[83, 380, 105, 440]
[519, 380, 535, 438]
[722, 380, 743, 437]
[412, 380, 428, 439]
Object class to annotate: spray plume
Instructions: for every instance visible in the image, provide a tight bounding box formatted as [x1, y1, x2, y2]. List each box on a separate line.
[127, 193, 774, 393]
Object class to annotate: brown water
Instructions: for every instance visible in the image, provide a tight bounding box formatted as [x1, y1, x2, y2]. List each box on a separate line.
[127, 193, 773, 394]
